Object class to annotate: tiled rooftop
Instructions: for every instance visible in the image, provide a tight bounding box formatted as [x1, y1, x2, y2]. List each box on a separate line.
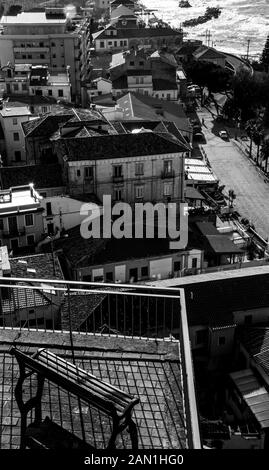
[0, 329, 187, 449]
[0, 164, 64, 190]
[58, 131, 187, 162]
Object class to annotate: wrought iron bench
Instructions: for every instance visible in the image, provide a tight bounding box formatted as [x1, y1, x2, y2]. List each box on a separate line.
[10, 347, 140, 449]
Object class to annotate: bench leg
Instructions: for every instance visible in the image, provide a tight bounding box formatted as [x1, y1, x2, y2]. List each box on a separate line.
[107, 418, 119, 449]
[34, 375, 45, 426]
[14, 361, 27, 449]
[128, 419, 139, 450]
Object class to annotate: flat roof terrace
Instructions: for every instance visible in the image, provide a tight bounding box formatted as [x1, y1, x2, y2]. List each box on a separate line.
[0, 330, 186, 449]
[0, 278, 201, 449]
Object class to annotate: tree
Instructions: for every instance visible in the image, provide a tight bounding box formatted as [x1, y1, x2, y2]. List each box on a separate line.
[261, 138, 269, 173]
[261, 34, 269, 72]
[224, 69, 269, 122]
[184, 60, 232, 101]
[6, 5, 22, 16]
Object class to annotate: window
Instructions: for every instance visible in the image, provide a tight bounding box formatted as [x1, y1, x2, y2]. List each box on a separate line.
[28, 55, 32, 59]
[13, 84, 19, 91]
[77, 169, 81, 177]
[174, 261, 181, 272]
[114, 41, 117, 47]
[35, 90, 43, 96]
[135, 162, 144, 175]
[106, 272, 113, 281]
[51, 42, 56, 47]
[39, 42, 44, 47]
[139, 61, 144, 66]
[14, 151, 21, 162]
[135, 185, 144, 199]
[84, 167, 93, 179]
[10, 239, 19, 251]
[13, 132, 19, 141]
[124, 40, 127, 46]
[47, 222, 54, 236]
[25, 214, 34, 226]
[100, 41, 105, 48]
[164, 182, 172, 196]
[114, 188, 122, 201]
[130, 61, 134, 66]
[0, 219, 3, 231]
[195, 329, 207, 346]
[29, 309, 35, 315]
[192, 258, 198, 269]
[40, 54, 45, 59]
[46, 202, 52, 216]
[218, 336, 226, 346]
[27, 234, 35, 246]
[108, 41, 112, 45]
[52, 54, 56, 59]
[141, 266, 148, 277]
[164, 160, 172, 173]
[13, 118, 18, 125]
[113, 165, 122, 177]
[244, 315, 253, 325]
[167, 93, 171, 101]
[48, 89, 52, 96]
[22, 83, 27, 91]
[129, 268, 138, 282]
[58, 89, 63, 97]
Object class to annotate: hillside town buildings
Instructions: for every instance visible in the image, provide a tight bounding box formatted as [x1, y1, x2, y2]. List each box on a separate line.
[0, 0, 268, 454]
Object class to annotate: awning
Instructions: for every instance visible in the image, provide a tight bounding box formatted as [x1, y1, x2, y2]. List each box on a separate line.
[230, 369, 269, 429]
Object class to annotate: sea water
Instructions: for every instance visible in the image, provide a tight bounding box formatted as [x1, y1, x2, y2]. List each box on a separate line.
[141, 0, 269, 58]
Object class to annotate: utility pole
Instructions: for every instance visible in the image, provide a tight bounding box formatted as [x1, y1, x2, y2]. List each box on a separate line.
[207, 30, 211, 47]
[246, 39, 250, 61]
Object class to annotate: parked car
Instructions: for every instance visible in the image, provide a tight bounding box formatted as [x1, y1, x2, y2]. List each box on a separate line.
[219, 130, 229, 139]
[240, 135, 248, 141]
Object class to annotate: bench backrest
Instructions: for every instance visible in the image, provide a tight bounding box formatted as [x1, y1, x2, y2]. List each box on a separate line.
[10, 347, 139, 418]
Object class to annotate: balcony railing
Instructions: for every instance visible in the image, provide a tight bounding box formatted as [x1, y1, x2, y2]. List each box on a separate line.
[113, 175, 124, 183]
[1, 228, 26, 238]
[0, 277, 182, 340]
[161, 170, 175, 179]
[0, 276, 201, 449]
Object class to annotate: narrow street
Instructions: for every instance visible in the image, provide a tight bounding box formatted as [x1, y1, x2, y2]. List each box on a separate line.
[196, 107, 269, 240]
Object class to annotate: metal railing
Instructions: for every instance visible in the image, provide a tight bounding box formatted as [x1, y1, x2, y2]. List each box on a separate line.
[0, 277, 181, 341]
[0, 276, 202, 448]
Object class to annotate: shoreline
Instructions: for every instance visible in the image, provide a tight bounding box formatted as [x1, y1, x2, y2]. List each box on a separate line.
[140, 0, 263, 60]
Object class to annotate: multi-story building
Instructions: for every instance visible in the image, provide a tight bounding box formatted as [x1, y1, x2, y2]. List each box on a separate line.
[54, 122, 190, 204]
[0, 102, 34, 164]
[0, 8, 91, 103]
[0, 184, 44, 253]
[56, 224, 202, 283]
[22, 107, 109, 165]
[110, 48, 179, 100]
[0, 63, 71, 102]
[92, 23, 183, 54]
[110, 0, 136, 14]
